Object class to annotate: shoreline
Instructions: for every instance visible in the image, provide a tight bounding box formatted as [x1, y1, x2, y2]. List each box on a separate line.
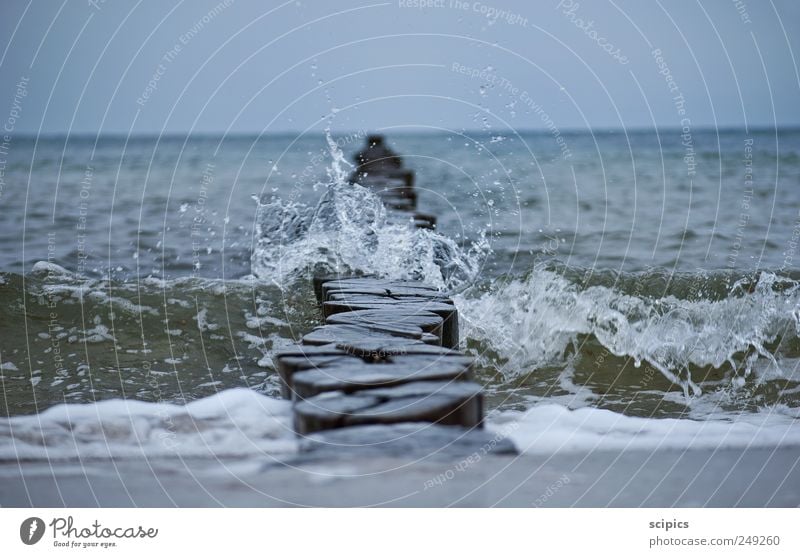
[2, 445, 798, 507]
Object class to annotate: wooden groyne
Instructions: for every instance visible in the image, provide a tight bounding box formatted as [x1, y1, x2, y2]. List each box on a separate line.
[276, 135, 484, 437]
[349, 134, 437, 230]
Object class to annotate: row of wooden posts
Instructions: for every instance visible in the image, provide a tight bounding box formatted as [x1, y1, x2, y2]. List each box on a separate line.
[275, 135, 484, 436]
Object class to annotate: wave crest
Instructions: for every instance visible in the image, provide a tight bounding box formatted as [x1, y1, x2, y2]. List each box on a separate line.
[456, 268, 800, 398]
[251, 183, 489, 291]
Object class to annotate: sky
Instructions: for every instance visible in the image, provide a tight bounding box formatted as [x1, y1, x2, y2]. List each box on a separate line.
[0, 0, 798, 135]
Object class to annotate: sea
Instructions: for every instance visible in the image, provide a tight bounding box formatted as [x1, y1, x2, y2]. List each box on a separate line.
[2, 128, 800, 460]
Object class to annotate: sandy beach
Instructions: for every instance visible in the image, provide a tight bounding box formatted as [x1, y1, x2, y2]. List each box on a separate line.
[3, 434, 798, 507]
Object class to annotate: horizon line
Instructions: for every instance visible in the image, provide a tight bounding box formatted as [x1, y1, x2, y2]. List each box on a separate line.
[8, 124, 800, 139]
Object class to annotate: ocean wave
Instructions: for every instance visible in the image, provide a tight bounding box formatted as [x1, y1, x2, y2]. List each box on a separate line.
[456, 267, 800, 400]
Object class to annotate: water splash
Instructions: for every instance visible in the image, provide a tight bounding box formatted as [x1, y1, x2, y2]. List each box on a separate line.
[456, 268, 800, 399]
[251, 139, 489, 291]
[325, 129, 351, 185]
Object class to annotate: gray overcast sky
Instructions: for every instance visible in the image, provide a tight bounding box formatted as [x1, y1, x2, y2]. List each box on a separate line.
[1, 0, 798, 134]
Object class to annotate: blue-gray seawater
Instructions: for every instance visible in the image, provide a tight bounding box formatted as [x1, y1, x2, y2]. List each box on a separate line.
[1, 129, 799, 442]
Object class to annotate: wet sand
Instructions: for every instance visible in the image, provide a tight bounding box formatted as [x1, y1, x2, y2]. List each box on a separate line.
[3, 445, 798, 507]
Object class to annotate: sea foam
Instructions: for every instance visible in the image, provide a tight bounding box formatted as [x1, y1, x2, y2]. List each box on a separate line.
[0, 388, 296, 461]
[456, 267, 800, 398]
[490, 403, 800, 454]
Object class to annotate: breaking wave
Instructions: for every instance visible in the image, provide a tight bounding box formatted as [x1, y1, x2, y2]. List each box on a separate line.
[251, 135, 489, 291]
[247, 137, 800, 415]
[457, 266, 800, 409]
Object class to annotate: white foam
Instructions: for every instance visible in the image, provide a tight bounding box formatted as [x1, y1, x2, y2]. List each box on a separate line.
[456, 269, 800, 396]
[194, 307, 219, 332]
[31, 261, 72, 277]
[0, 388, 296, 461]
[490, 404, 800, 455]
[251, 183, 487, 291]
[250, 136, 489, 291]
